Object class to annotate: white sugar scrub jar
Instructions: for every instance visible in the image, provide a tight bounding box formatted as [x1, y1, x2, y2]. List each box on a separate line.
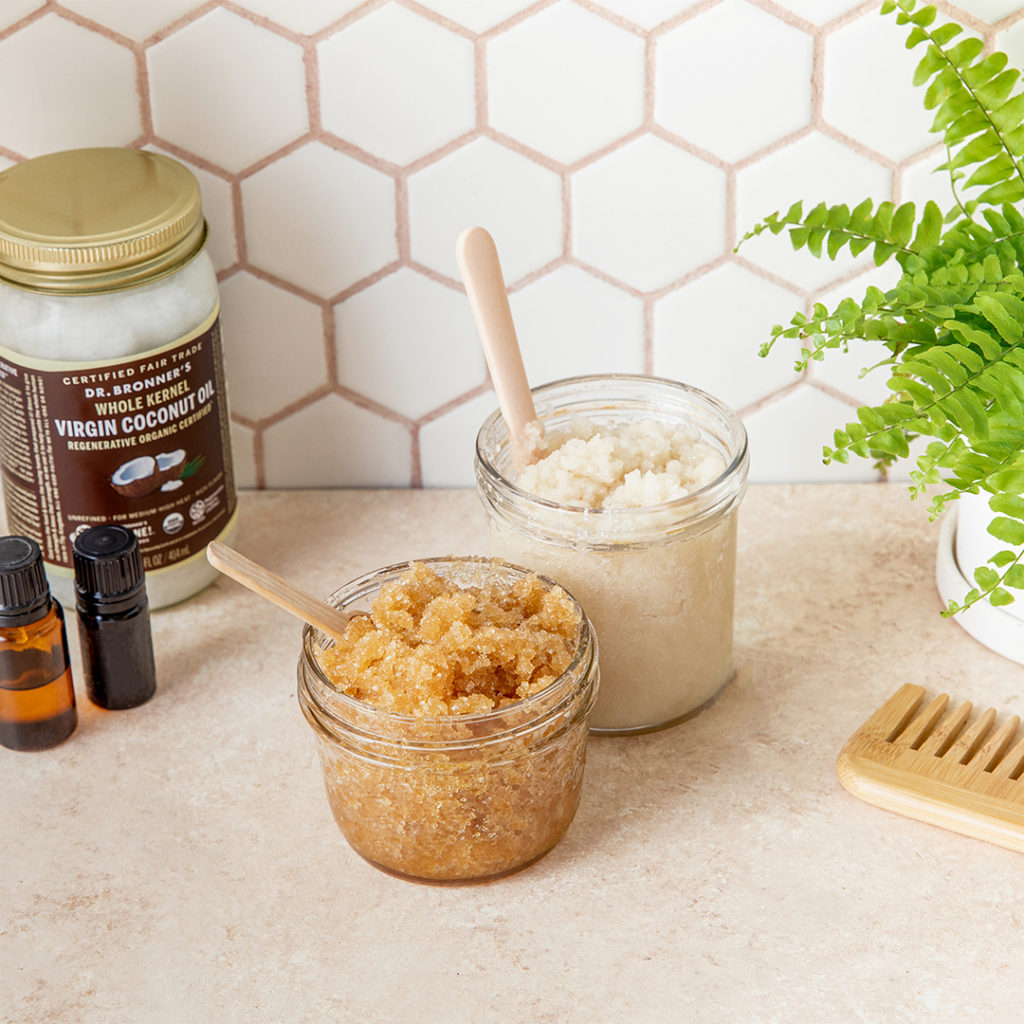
[475, 374, 748, 735]
[0, 148, 238, 609]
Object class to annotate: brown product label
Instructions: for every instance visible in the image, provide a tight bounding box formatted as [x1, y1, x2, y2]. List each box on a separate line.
[0, 307, 237, 573]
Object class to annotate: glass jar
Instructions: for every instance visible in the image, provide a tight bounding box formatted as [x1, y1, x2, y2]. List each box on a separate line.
[0, 147, 238, 609]
[0, 535, 76, 752]
[296, 556, 599, 884]
[475, 374, 748, 736]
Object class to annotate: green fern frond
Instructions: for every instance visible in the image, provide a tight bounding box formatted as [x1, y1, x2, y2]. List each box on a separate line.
[738, 198, 930, 269]
[746, 1, 1024, 613]
[945, 493, 1024, 612]
[887, 0, 1024, 205]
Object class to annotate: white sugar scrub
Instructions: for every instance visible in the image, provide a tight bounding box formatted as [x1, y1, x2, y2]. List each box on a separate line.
[475, 375, 748, 735]
[518, 417, 727, 509]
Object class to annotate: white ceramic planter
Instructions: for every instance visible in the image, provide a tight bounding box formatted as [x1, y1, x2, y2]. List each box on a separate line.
[936, 493, 1024, 665]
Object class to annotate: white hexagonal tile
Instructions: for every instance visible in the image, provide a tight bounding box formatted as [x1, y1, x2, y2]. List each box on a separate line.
[219, 272, 328, 421]
[407, 138, 562, 283]
[509, 266, 644, 384]
[242, 142, 397, 297]
[334, 269, 484, 419]
[655, 1, 813, 163]
[229, 422, 258, 490]
[898, 148, 956, 213]
[263, 395, 412, 487]
[808, 264, 902, 409]
[824, 11, 938, 162]
[488, 3, 644, 165]
[587, 1, 705, 30]
[232, 0, 368, 35]
[770, 0, 867, 24]
[743, 387, 877, 482]
[572, 135, 726, 292]
[963, 0, 1024, 23]
[0, 14, 139, 156]
[412, 1, 540, 33]
[736, 132, 892, 292]
[319, 5, 474, 166]
[653, 264, 803, 410]
[148, 9, 307, 173]
[419, 391, 497, 488]
[57, 0, 198, 40]
[146, 146, 238, 272]
[995, 20, 1024, 72]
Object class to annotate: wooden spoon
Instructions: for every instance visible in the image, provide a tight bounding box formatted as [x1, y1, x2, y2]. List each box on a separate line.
[206, 542, 359, 642]
[456, 225, 542, 468]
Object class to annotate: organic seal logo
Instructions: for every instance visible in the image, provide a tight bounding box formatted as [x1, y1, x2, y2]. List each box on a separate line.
[162, 512, 184, 535]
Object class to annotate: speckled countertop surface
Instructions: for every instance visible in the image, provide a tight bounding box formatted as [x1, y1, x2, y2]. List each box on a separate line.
[3, 485, 1022, 1024]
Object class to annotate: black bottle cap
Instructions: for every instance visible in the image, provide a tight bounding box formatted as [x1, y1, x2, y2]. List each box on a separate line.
[0, 535, 51, 625]
[73, 526, 146, 609]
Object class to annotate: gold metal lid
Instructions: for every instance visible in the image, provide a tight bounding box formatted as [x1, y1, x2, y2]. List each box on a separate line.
[0, 147, 207, 294]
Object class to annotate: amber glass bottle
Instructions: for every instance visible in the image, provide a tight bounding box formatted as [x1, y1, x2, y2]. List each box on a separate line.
[0, 536, 76, 751]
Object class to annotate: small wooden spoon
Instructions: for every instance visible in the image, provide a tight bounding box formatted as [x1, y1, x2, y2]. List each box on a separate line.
[456, 225, 542, 468]
[206, 542, 359, 642]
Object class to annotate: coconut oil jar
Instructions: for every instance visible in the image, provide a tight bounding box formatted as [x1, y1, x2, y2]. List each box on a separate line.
[476, 375, 748, 735]
[0, 148, 237, 608]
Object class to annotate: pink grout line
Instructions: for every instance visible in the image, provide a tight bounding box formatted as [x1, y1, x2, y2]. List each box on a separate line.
[308, 0, 389, 43]
[573, 1, 650, 35]
[141, 0, 220, 45]
[409, 423, 422, 487]
[417, 381, 495, 428]
[398, 0, 476, 40]
[474, 37, 488, 130]
[0, 2, 49, 44]
[320, 303, 339, 387]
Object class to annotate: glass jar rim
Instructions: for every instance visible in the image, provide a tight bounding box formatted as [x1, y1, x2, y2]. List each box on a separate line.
[475, 373, 749, 520]
[298, 555, 597, 742]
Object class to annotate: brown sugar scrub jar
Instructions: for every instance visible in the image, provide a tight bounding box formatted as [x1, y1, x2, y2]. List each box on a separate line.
[296, 557, 599, 884]
[476, 374, 748, 736]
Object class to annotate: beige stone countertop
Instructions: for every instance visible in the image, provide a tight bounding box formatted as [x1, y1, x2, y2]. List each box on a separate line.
[4, 484, 1023, 1024]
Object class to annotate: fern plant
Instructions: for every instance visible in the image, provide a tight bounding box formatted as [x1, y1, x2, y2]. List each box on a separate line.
[742, 0, 1024, 614]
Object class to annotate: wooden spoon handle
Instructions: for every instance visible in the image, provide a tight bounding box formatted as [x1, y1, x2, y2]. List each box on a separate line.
[206, 542, 356, 642]
[456, 226, 540, 467]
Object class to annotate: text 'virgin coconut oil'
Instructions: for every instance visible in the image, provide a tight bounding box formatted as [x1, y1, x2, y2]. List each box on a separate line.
[0, 148, 238, 609]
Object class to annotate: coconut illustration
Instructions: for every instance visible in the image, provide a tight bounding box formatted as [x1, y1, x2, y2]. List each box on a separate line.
[110, 455, 160, 498]
[110, 450, 189, 498]
[155, 450, 186, 487]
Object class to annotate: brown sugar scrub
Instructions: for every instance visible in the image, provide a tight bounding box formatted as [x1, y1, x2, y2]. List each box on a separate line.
[297, 557, 599, 884]
[317, 561, 580, 717]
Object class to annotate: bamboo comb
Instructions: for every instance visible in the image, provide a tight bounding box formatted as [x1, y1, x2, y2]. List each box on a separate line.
[837, 683, 1024, 853]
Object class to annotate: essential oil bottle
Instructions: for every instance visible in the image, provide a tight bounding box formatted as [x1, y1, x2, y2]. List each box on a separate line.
[0, 536, 77, 752]
[73, 525, 157, 711]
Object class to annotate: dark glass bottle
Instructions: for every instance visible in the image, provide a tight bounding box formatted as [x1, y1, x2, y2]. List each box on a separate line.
[73, 525, 157, 710]
[0, 535, 77, 751]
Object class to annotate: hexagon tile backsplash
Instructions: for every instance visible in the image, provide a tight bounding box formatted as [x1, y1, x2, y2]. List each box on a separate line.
[1, 0, 1023, 489]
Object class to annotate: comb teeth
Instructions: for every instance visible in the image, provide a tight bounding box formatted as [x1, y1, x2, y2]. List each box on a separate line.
[837, 684, 1024, 854]
[885, 688, 1022, 774]
[967, 714, 1020, 772]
